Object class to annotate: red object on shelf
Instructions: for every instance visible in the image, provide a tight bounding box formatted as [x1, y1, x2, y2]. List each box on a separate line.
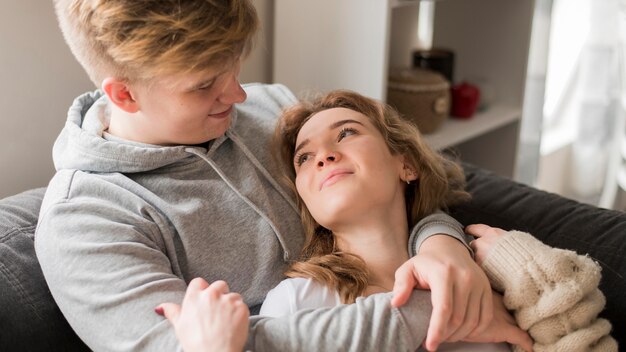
[451, 82, 480, 118]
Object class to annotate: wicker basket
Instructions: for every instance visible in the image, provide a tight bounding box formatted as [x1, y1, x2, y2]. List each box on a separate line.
[387, 68, 450, 134]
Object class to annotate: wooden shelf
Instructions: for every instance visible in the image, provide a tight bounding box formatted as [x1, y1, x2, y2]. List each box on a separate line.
[423, 105, 522, 150]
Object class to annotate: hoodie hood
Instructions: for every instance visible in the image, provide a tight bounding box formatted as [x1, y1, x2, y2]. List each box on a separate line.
[53, 90, 228, 174]
[50, 84, 303, 264]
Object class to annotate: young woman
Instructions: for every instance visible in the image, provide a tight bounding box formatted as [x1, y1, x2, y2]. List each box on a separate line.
[160, 90, 616, 352]
[259, 90, 616, 351]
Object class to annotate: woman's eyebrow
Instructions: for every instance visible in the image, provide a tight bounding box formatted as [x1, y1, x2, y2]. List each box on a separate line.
[294, 139, 309, 156]
[329, 119, 364, 129]
[294, 119, 365, 156]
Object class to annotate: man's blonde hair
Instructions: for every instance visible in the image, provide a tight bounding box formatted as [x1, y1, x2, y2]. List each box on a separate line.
[54, 0, 259, 86]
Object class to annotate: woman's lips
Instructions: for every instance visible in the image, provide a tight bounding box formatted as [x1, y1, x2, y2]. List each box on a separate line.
[208, 106, 232, 119]
[320, 169, 353, 190]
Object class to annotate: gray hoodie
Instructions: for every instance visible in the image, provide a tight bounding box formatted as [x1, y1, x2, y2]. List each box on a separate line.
[35, 83, 467, 351]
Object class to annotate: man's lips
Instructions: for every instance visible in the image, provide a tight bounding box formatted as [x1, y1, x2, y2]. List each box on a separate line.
[208, 106, 232, 119]
[320, 169, 353, 190]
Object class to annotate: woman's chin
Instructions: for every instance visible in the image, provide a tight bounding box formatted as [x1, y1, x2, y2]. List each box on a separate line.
[313, 201, 356, 228]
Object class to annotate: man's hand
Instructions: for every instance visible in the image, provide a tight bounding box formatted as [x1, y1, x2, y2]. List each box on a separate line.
[391, 235, 493, 351]
[157, 278, 249, 352]
[463, 291, 534, 352]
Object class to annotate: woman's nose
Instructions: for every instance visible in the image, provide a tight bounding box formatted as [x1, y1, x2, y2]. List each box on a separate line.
[317, 152, 339, 167]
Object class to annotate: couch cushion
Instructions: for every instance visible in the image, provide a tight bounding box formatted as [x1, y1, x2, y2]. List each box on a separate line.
[452, 163, 626, 346]
[0, 188, 88, 351]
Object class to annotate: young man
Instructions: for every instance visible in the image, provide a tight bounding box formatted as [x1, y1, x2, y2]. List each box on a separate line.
[36, 1, 493, 351]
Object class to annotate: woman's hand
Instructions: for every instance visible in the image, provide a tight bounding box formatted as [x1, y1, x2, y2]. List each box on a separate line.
[156, 278, 249, 352]
[463, 291, 534, 352]
[391, 235, 493, 351]
[465, 224, 507, 265]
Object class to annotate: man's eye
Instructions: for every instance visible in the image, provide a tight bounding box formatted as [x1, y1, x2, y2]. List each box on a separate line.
[197, 82, 214, 90]
[338, 127, 357, 141]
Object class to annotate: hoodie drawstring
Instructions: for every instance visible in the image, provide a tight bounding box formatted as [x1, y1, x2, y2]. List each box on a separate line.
[185, 138, 296, 262]
[226, 130, 300, 214]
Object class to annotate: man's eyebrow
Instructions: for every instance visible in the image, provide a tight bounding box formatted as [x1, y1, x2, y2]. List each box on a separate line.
[294, 119, 364, 157]
[188, 70, 226, 90]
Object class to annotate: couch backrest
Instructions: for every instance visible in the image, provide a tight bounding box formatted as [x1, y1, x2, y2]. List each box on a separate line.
[453, 163, 626, 345]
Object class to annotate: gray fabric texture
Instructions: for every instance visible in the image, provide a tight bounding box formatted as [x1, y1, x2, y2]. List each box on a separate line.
[0, 188, 89, 351]
[249, 290, 432, 352]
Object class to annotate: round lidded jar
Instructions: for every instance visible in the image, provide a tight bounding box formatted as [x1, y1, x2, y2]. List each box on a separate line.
[387, 67, 450, 134]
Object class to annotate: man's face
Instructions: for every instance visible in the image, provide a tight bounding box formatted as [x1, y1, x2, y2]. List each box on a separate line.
[129, 60, 246, 145]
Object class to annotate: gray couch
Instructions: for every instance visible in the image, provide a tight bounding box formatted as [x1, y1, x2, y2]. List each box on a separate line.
[0, 164, 624, 351]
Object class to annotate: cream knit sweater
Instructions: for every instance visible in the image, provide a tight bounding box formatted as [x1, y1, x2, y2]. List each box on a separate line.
[481, 231, 618, 352]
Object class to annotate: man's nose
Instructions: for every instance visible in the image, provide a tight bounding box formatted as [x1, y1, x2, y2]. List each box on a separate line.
[218, 75, 246, 105]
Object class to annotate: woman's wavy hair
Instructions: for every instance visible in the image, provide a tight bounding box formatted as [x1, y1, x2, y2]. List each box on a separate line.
[273, 90, 469, 303]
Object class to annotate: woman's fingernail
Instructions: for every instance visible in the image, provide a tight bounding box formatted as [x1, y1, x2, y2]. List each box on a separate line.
[155, 306, 164, 315]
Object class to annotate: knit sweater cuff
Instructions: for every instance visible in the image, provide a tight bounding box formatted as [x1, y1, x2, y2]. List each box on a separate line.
[480, 231, 542, 292]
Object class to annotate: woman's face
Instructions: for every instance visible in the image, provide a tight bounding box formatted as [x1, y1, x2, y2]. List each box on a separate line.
[293, 107, 408, 230]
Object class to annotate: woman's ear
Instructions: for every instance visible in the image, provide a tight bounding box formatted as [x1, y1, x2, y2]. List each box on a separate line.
[402, 161, 418, 183]
[101, 77, 140, 113]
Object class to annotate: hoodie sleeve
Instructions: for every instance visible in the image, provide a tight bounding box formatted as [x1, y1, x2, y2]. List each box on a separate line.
[37, 173, 434, 352]
[408, 210, 473, 257]
[35, 174, 185, 352]
[248, 290, 432, 352]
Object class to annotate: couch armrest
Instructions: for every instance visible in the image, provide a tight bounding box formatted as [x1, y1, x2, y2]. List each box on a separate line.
[0, 187, 88, 351]
[452, 163, 626, 345]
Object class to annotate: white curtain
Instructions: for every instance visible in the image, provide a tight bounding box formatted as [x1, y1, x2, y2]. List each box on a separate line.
[600, 0, 626, 208]
[523, 0, 625, 210]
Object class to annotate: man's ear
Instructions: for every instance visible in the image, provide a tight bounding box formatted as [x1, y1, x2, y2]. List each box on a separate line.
[102, 77, 139, 113]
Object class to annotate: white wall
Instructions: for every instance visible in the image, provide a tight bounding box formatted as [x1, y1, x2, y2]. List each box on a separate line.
[0, 1, 93, 198]
[0, 0, 273, 199]
[241, 0, 273, 84]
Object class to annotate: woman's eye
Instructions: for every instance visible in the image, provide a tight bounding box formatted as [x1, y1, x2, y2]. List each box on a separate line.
[295, 153, 311, 166]
[338, 127, 357, 141]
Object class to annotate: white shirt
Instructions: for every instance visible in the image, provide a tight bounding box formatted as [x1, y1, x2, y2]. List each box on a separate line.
[260, 277, 341, 317]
